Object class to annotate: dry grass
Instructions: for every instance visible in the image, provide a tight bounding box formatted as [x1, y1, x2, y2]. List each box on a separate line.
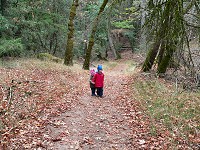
[133, 74, 200, 147]
[0, 58, 86, 73]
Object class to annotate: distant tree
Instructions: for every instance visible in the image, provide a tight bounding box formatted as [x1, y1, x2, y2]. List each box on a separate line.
[107, 7, 118, 59]
[64, 0, 79, 66]
[0, 0, 7, 16]
[83, 0, 109, 70]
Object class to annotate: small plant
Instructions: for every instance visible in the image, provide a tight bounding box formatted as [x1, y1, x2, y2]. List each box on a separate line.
[150, 124, 157, 136]
[37, 53, 62, 63]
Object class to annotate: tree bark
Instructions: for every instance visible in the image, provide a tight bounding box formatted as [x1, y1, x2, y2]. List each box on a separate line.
[0, 0, 7, 15]
[157, 43, 176, 74]
[107, 7, 118, 59]
[194, 1, 200, 43]
[83, 0, 108, 70]
[157, 40, 166, 66]
[140, 0, 147, 52]
[64, 0, 79, 66]
[141, 40, 161, 72]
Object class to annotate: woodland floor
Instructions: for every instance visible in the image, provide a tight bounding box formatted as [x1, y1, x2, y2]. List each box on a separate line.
[0, 50, 199, 149]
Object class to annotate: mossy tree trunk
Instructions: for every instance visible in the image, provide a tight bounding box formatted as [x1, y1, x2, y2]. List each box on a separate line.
[142, 0, 180, 73]
[83, 0, 108, 70]
[141, 40, 161, 72]
[157, 42, 176, 74]
[157, 40, 166, 66]
[64, 0, 79, 66]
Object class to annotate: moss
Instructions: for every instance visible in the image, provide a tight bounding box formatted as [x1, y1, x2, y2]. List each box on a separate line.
[64, 0, 78, 66]
[142, 41, 161, 72]
[83, 0, 109, 70]
[37, 53, 62, 63]
[51, 57, 62, 63]
[157, 44, 176, 74]
[37, 53, 53, 61]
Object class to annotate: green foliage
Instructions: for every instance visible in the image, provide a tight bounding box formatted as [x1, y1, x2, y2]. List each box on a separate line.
[0, 15, 9, 32]
[0, 14, 16, 37]
[112, 20, 134, 29]
[0, 0, 69, 57]
[0, 39, 24, 58]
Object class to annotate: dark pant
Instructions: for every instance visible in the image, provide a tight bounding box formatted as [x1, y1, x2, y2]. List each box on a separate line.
[91, 88, 96, 96]
[96, 87, 103, 97]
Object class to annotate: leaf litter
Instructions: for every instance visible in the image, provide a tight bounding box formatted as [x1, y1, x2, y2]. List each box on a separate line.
[0, 52, 199, 149]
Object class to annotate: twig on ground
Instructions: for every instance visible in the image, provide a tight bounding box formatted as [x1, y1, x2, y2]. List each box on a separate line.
[7, 87, 13, 111]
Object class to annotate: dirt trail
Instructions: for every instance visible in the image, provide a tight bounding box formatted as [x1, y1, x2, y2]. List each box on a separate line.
[3, 51, 196, 149]
[46, 62, 136, 149]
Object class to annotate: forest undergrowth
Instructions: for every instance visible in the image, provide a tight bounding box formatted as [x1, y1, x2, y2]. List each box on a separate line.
[0, 51, 199, 149]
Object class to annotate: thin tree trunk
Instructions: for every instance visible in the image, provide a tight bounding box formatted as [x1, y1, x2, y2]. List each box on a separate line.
[53, 34, 58, 55]
[0, 0, 7, 15]
[64, 0, 79, 66]
[83, 0, 108, 70]
[140, 0, 147, 52]
[194, 1, 200, 43]
[50, 32, 55, 53]
[107, 7, 118, 59]
[50, 0, 57, 55]
[83, 14, 88, 56]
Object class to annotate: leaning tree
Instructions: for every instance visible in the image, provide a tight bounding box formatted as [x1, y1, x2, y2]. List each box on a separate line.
[142, 0, 199, 74]
[83, 0, 109, 70]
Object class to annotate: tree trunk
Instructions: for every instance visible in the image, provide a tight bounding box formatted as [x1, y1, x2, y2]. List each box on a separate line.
[64, 0, 79, 66]
[83, 13, 89, 56]
[142, 40, 161, 72]
[107, 7, 118, 59]
[83, 0, 108, 70]
[53, 33, 58, 55]
[157, 40, 166, 66]
[140, 0, 147, 52]
[157, 43, 176, 74]
[194, 1, 200, 43]
[0, 0, 7, 15]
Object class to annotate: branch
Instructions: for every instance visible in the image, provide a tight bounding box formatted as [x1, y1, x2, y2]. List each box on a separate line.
[7, 87, 13, 112]
[185, 20, 200, 28]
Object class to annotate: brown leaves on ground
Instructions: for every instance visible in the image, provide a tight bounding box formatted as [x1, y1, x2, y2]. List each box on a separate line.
[0, 52, 199, 149]
[0, 62, 88, 149]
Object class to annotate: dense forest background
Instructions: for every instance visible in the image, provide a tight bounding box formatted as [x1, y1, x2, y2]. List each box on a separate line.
[1, 0, 141, 60]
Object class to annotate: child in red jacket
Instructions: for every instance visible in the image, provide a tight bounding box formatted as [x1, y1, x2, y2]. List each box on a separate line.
[92, 65, 104, 98]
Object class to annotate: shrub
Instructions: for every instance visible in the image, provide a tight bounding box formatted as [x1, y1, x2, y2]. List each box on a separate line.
[0, 39, 24, 58]
[37, 53, 62, 63]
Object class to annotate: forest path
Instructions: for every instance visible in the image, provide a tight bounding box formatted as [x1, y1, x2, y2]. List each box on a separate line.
[2, 51, 197, 149]
[47, 57, 138, 149]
